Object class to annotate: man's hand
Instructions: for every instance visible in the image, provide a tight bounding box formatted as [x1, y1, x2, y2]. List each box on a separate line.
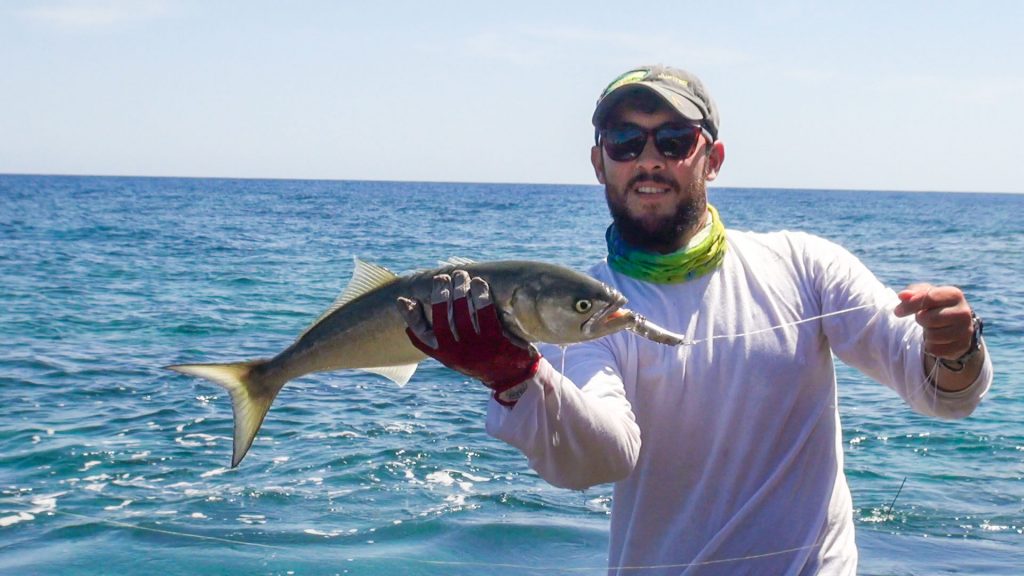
[396, 270, 540, 405]
[893, 284, 975, 359]
[893, 283, 984, 391]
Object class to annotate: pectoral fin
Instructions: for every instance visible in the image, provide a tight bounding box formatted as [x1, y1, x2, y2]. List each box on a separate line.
[362, 363, 419, 386]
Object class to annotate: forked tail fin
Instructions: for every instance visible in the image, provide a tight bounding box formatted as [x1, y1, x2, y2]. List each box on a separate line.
[166, 359, 283, 467]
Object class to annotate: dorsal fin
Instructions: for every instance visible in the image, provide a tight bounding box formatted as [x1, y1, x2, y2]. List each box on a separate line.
[437, 256, 476, 267]
[299, 257, 400, 338]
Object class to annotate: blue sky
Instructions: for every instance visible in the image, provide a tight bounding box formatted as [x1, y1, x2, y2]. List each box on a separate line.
[2, 1, 1022, 193]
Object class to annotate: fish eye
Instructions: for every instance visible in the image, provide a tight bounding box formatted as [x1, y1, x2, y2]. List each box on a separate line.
[574, 299, 593, 313]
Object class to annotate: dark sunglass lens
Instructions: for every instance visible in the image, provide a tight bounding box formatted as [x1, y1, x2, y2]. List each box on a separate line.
[654, 126, 697, 158]
[603, 125, 646, 161]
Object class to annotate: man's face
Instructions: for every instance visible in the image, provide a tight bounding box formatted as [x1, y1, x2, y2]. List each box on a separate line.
[591, 105, 724, 254]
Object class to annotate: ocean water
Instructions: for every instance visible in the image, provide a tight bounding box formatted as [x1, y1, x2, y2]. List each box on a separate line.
[0, 174, 1021, 575]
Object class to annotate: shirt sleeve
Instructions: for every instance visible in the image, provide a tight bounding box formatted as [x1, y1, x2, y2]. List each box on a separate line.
[803, 233, 992, 419]
[484, 344, 641, 490]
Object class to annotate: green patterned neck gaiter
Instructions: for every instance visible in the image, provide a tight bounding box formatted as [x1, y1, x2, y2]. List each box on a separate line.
[606, 204, 727, 284]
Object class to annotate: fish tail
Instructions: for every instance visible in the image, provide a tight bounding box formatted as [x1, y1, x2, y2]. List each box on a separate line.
[166, 359, 283, 467]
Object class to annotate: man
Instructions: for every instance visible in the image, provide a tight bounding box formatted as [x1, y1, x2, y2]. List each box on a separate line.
[397, 65, 992, 575]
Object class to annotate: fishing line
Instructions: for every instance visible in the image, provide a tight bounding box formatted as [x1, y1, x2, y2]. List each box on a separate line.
[394, 537, 827, 572]
[663, 303, 878, 346]
[0, 305, 940, 570]
[884, 355, 944, 520]
[1, 498, 825, 571]
[684, 301, 946, 522]
[627, 299, 942, 523]
[700, 300, 949, 523]
[0, 500, 284, 550]
[696, 303, 877, 344]
[884, 477, 908, 519]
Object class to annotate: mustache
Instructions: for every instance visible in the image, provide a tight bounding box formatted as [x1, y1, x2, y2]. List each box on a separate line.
[626, 173, 679, 192]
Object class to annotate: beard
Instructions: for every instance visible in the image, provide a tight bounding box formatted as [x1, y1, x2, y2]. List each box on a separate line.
[606, 173, 707, 253]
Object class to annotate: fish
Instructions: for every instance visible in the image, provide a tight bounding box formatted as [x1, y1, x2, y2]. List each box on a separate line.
[167, 257, 683, 467]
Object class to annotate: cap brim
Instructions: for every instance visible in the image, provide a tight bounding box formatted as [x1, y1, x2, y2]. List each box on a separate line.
[592, 84, 706, 127]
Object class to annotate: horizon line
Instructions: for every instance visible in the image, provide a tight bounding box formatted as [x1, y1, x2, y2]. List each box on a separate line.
[1, 171, 1020, 196]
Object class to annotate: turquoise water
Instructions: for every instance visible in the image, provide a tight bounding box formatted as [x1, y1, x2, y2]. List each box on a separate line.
[1, 175, 1021, 574]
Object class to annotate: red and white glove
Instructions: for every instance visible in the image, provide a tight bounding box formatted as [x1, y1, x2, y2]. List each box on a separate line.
[396, 270, 540, 406]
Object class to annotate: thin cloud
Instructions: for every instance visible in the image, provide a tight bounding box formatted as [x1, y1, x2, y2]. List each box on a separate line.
[461, 25, 751, 70]
[20, 0, 171, 29]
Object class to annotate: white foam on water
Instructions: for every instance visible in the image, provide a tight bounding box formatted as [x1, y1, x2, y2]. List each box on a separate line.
[200, 467, 229, 478]
[175, 417, 207, 433]
[112, 475, 161, 490]
[80, 460, 102, 472]
[445, 494, 468, 506]
[258, 485, 293, 497]
[103, 499, 133, 511]
[31, 494, 62, 511]
[586, 495, 612, 513]
[424, 469, 485, 493]
[0, 493, 63, 526]
[304, 528, 343, 537]
[425, 470, 455, 486]
[383, 422, 417, 434]
[0, 512, 34, 527]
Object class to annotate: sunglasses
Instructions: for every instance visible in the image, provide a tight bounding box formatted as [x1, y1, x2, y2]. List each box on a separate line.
[599, 123, 708, 162]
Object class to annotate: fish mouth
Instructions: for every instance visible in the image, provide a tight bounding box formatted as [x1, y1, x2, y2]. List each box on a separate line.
[582, 292, 635, 336]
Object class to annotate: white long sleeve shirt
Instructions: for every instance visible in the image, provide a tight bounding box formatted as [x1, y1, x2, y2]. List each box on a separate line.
[487, 230, 991, 575]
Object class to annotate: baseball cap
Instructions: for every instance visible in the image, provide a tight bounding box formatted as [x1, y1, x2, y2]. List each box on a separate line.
[592, 65, 720, 141]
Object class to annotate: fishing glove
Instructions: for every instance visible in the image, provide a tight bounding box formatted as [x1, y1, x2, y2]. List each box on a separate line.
[397, 270, 540, 406]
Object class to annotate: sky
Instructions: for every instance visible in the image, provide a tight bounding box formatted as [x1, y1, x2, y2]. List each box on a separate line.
[1, 0, 1022, 193]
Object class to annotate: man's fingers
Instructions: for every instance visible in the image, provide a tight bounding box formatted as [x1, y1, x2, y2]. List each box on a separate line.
[469, 277, 503, 338]
[894, 284, 975, 359]
[430, 274, 453, 305]
[396, 296, 438, 349]
[894, 284, 966, 316]
[469, 276, 493, 309]
[429, 274, 458, 347]
[451, 270, 477, 339]
[466, 277, 530, 351]
[406, 272, 533, 356]
[921, 323, 970, 358]
[893, 283, 934, 317]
